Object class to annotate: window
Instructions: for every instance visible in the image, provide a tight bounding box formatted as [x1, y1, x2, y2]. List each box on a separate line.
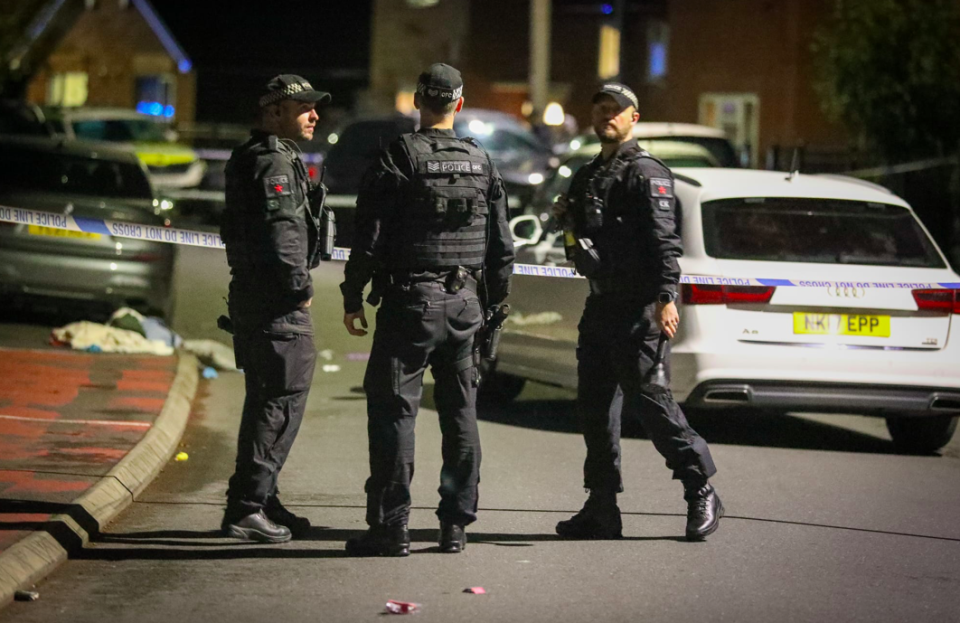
[136, 74, 176, 118]
[699, 93, 759, 167]
[647, 21, 669, 83]
[47, 72, 88, 107]
[700, 198, 944, 268]
[72, 118, 169, 143]
[598, 25, 621, 79]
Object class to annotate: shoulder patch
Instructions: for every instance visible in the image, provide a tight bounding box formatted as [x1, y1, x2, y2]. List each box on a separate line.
[649, 177, 674, 199]
[265, 175, 292, 197]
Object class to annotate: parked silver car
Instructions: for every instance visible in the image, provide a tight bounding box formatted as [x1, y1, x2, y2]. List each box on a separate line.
[0, 136, 177, 319]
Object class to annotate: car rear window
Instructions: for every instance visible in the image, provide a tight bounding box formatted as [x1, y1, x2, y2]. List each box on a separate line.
[72, 119, 168, 143]
[701, 198, 945, 268]
[0, 147, 153, 199]
[666, 137, 739, 168]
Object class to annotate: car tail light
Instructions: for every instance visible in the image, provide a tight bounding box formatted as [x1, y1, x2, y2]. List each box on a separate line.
[681, 284, 776, 305]
[723, 285, 777, 304]
[682, 284, 724, 305]
[912, 289, 960, 314]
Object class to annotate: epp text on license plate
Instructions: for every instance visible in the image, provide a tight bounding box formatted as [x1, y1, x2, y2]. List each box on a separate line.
[793, 313, 890, 337]
[28, 225, 101, 240]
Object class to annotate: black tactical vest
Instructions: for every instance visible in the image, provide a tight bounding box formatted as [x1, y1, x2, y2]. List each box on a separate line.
[568, 147, 678, 285]
[571, 148, 655, 237]
[392, 133, 493, 271]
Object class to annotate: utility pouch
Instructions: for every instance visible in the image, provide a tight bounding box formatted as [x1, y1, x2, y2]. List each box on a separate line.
[444, 266, 468, 294]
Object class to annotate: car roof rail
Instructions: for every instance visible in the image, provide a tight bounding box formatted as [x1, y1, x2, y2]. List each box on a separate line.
[673, 172, 702, 187]
[815, 173, 893, 194]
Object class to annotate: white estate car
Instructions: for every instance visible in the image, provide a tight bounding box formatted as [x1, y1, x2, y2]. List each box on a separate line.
[491, 168, 960, 453]
[565, 123, 740, 168]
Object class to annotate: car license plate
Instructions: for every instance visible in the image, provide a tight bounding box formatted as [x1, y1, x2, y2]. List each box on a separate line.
[28, 225, 101, 240]
[793, 313, 890, 337]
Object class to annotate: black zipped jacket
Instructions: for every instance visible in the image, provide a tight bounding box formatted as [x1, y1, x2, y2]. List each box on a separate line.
[221, 130, 321, 326]
[568, 138, 682, 300]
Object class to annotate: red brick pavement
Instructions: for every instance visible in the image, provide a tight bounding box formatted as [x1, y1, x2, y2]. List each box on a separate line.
[0, 349, 178, 556]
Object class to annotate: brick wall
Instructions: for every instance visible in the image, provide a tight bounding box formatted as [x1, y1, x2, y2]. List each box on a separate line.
[651, 0, 847, 161]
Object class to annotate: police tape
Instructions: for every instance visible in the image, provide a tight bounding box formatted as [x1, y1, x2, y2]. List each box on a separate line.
[0, 204, 227, 250]
[3, 205, 959, 290]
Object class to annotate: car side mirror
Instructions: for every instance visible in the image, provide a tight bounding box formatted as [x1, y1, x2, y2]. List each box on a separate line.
[509, 214, 543, 246]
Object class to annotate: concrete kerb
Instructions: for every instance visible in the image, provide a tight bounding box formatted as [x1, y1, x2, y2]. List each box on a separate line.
[0, 351, 200, 609]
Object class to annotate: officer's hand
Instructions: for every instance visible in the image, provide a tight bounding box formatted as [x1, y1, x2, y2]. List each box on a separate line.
[300, 297, 313, 309]
[551, 193, 569, 222]
[344, 310, 368, 337]
[656, 302, 680, 339]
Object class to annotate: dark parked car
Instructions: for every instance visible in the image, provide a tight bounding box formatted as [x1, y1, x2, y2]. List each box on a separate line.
[0, 136, 177, 319]
[0, 99, 51, 136]
[322, 110, 556, 246]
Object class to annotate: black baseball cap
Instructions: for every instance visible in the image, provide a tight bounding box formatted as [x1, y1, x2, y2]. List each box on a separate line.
[259, 74, 331, 108]
[592, 82, 639, 111]
[416, 63, 464, 101]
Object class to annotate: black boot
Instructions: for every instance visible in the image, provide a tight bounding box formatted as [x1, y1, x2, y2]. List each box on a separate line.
[684, 482, 723, 541]
[265, 496, 311, 538]
[439, 523, 467, 553]
[222, 510, 292, 543]
[345, 525, 410, 557]
[555, 491, 622, 539]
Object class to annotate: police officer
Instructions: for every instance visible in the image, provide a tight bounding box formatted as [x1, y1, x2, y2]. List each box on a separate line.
[340, 63, 515, 556]
[553, 83, 722, 541]
[219, 75, 330, 543]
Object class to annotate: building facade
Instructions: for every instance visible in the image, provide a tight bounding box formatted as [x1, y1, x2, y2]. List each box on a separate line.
[368, 0, 852, 168]
[19, 0, 195, 123]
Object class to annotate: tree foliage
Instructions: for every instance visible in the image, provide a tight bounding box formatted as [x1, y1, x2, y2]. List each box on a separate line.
[812, 0, 960, 160]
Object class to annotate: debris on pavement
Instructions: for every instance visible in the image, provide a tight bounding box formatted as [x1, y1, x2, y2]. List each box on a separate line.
[319, 349, 334, 361]
[109, 307, 182, 347]
[182, 339, 238, 371]
[14, 590, 40, 602]
[346, 352, 371, 362]
[384, 600, 420, 615]
[175, 452, 189, 462]
[322, 365, 341, 373]
[463, 587, 486, 594]
[51, 321, 174, 355]
[202, 367, 219, 379]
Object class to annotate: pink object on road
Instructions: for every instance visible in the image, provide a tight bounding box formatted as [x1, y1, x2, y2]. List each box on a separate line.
[463, 587, 486, 594]
[384, 600, 421, 614]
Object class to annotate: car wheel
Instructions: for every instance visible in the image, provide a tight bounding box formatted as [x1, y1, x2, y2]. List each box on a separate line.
[478, 361, 526, 405]
[885, 415, 958, 454]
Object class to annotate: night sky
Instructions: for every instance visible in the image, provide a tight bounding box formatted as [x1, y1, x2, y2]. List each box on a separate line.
[152, 1, 374, 123]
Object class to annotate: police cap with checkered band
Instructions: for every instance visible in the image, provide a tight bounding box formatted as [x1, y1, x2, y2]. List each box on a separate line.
[416, 63, 464, 102]
[259, 74, 331, 108]
[592, 82, 639, 111]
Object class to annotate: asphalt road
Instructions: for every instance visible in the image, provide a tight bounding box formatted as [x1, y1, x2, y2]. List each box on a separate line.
[3, 247, 960, 622]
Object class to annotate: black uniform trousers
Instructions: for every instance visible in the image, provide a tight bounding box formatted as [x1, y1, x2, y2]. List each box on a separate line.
[226, 308, 317, 518]
[577, 294, 716, 492]
[363, 280, 483, 528]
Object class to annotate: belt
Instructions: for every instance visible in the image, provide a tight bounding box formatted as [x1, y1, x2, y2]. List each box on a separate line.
[391, 268, 480, 294]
